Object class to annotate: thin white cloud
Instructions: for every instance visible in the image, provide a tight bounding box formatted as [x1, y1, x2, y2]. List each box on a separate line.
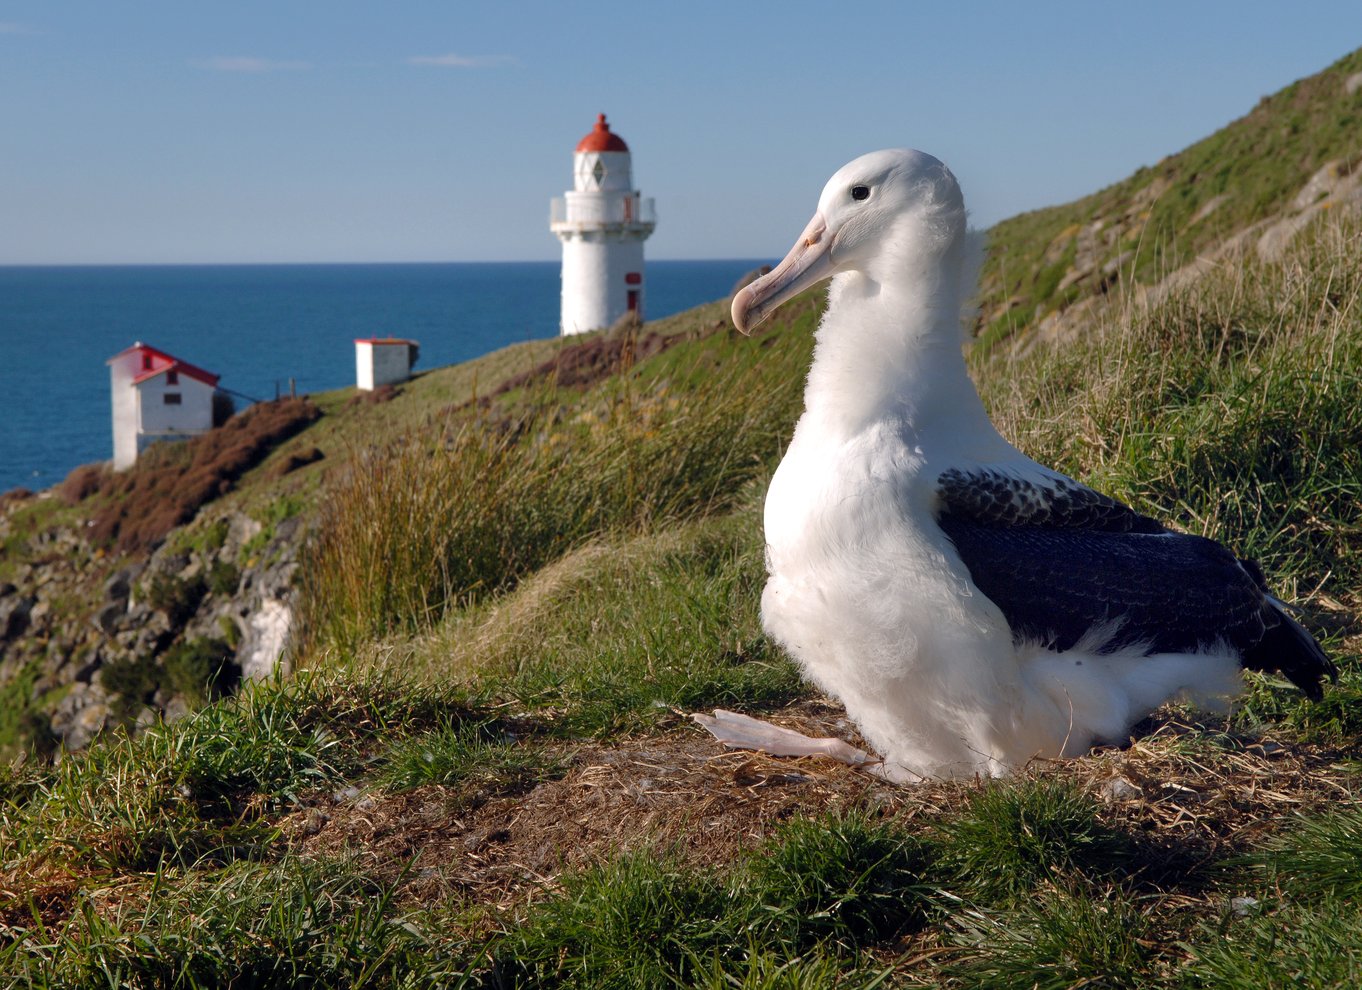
[194, 56, 312, 73]
[0, 22, 36, 35]
[406, 53, 518, 69]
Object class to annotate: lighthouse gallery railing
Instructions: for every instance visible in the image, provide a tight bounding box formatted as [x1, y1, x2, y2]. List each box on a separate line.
[551, 195, 656, 228]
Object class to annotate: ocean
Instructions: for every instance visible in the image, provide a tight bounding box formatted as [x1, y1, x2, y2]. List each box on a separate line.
[0, 260, 768, 494]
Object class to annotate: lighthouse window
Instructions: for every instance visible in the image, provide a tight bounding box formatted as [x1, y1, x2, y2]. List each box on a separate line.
[166, 370, 179, 385]
[164, 393, 182, 405]
[592, 160, 606, 186]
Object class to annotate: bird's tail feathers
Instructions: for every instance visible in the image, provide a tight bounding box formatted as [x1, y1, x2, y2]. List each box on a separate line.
[1244, 606, 1338, 701]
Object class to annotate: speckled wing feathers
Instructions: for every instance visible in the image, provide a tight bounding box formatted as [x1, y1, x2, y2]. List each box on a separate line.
[935, 468, 1167, 534]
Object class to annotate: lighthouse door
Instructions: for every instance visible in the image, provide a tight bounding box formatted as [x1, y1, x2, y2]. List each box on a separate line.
[627, 290, 639, 312]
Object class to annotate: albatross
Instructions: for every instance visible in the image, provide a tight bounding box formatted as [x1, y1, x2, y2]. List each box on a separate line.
[696, 148, 1336, 781]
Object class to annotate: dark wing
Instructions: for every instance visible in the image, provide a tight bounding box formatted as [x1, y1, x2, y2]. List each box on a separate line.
[935, 469, 1336, 699]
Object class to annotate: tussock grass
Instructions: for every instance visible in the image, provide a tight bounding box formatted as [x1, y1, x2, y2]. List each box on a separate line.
[347, 504, 806, 737]
[946, 889, 1153, 990]
[741, 809, 938, 949]
[299, 340, 808, 652]
[379, 717, 567, 798]
[942, 778, 1134, 903]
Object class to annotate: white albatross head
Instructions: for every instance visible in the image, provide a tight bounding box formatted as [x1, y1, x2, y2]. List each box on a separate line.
[732, 149, 967, 334]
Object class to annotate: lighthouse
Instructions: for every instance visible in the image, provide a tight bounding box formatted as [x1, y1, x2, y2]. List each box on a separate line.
[550, 114, 656, 336]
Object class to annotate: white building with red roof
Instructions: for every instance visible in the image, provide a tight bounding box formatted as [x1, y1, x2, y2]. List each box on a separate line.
[107, 342, 221, 469]
[354, 337, 419, 391]
[550, 113, 656, 335]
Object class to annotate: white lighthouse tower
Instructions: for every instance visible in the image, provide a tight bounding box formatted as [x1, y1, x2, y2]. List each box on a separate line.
[550, 114, 656, 336]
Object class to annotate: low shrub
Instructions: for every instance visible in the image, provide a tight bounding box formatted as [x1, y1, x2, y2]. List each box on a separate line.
[144, 572, 207, 626]
[163, 637, 240, 707]
[58, 463, 106, 504]
[207, 558, 240, 596]
[88, 397, 321, 552]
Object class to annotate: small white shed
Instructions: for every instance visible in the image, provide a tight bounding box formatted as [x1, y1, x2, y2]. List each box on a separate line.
[355, 337, 419, 391]
[107, 342, 220, 470]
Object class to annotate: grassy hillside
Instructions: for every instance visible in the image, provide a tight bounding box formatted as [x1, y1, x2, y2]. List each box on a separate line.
[4, 207, 1361, 986]
[978, 47, 1362, 350]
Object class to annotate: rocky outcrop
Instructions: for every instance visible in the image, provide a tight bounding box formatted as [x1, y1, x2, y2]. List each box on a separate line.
[0, 494, 304, 755]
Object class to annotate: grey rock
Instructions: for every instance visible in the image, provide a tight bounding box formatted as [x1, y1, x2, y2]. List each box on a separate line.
[1101, 776, 1143, 802]
[66, 702, 112, 751]
[73, 653, 101, 683]
[104, 566, 142, 602]
[273, 516, 302, 545]
[95, 601, 127, 634]
[239, 597, 293, 680]
[163, 694, 192, 724]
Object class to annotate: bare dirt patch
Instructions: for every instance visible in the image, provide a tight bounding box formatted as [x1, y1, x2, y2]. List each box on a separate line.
[492, 328, 699, 396]
[283, 701, 904, 911]
[281, 702, 1360, 919]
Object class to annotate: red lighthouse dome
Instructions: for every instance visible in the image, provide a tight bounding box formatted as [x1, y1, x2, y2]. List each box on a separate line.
[575, 113, 629, 153]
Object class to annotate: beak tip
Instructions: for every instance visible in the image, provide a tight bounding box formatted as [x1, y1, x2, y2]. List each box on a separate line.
[731, 286, 757, 335]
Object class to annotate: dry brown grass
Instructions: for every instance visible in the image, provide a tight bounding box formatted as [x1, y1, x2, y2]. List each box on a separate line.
[278, 699, 1358, 924]
[63, 398, 320, 552]
[492, 324, 715, 395]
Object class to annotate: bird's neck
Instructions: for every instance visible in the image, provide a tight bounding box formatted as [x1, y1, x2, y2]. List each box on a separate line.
[803, 267, 999, 448]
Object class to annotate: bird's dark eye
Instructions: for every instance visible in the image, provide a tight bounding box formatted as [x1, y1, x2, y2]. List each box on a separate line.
[851, 185, 870, 201]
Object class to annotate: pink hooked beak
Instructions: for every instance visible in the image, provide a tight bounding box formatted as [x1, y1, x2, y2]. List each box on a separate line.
[731, 212, 835, 334]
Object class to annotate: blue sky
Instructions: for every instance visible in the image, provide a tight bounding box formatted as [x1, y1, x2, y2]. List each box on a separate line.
[2, 2, 1359, 264]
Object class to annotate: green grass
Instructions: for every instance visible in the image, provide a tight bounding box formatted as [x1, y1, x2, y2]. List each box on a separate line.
[1238, 805, 1362, 901]
[741, 809, 939, 949]
[941, 779, 1134, 904]
[2, 857, 483, 989]
[1182, 899, 1362, 989]
[0, 672, 468, 874]
[497, 852, 742, 989]
[496, 808, 935, 989]
[379, 717, 568, 799]
[946, 889, 1154, 990]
